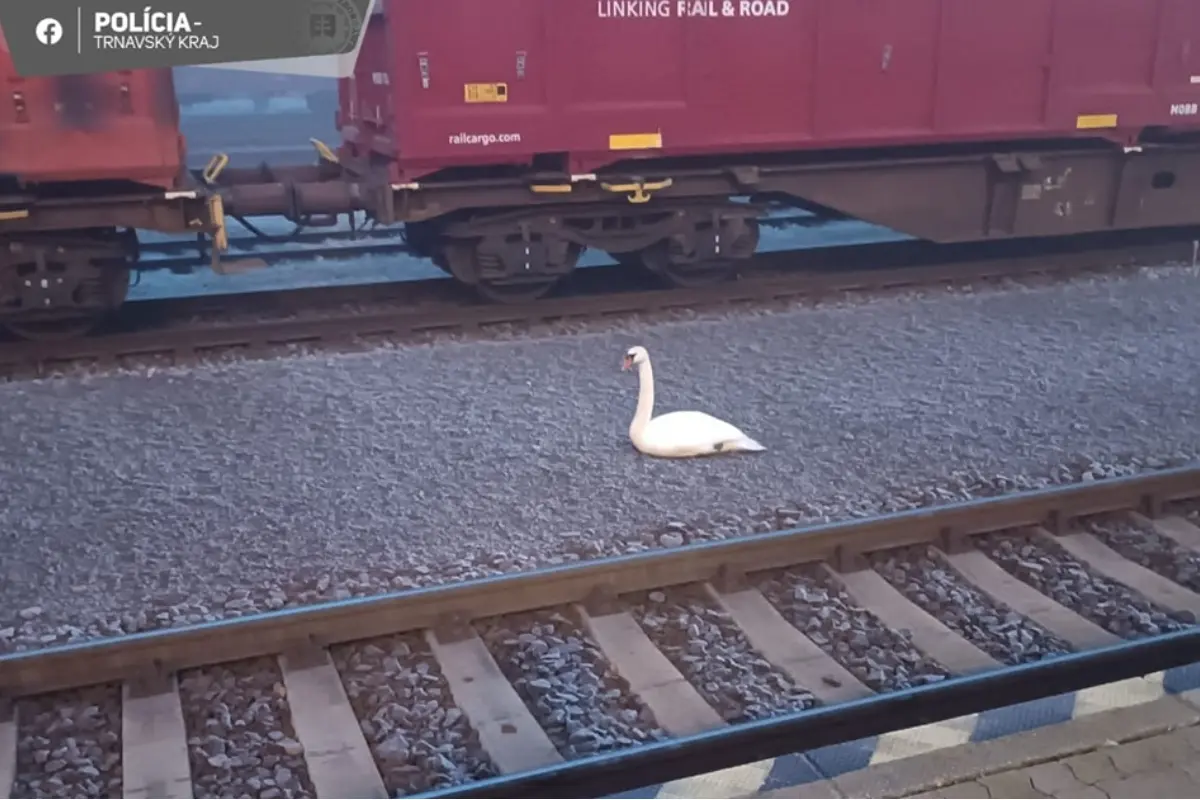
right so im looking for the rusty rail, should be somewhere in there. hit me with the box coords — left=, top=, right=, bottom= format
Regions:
left=3, top=463, right=1198, bottom=699
left=2, top=233, right=1194, bottom=378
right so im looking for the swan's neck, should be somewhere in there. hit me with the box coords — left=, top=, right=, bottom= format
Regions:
left=631, top=359, right=654, bottom=436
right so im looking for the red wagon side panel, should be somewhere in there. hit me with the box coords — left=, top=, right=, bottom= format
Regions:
left=1157, top=0, right=1200, bottom=106
left=934, top=0, right=1053, bottom=134
left=1047, top=0, right=1160, bottom=129
left=814, top=0, right=939, bottom=138
left=363, top=0, right=1200, bottom=181
left=0, top=27, right=184, bottom=189
left=340, top=11, right=394, bottom=159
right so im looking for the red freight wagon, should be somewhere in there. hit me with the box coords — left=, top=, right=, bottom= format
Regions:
left=0, top=26, right=184, bottom=188
left=338, top=0, right=1200, bottom=301
left=0, top=26, right=213, bottom=342
left=345, top=0, right=1200, bottom=179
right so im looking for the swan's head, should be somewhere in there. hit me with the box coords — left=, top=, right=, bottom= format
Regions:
left=622, top=345, right=649, bottom=371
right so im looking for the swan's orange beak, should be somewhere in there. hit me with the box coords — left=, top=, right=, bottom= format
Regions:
left=621, top=355, right=634, bottom=371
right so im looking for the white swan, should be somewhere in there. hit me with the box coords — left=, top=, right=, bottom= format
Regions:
left=621, top=345, right=766, bottom=458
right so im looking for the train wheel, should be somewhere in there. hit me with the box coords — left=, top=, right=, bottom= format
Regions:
left=5, top=316, right=103, bottom=341
left=638, top=243, right=739, bottom=288
left=637, top=215, right=760, bottom=289
left=474, top=277, right=560, bottom=304
left=1, top=231, right=134, bottom=341
left=442, top=235, right=581, bottom=305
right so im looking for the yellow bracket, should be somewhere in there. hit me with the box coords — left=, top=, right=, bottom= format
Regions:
left=207, top=193, right=228, bottom=253
left=311, top=138, right=340, bottom=164
left=202, top=152, right=229, bottom=185
left=0, top=209, right=29, bottom=221
left=600, top=178, right=673, bottom=204
left=530, top=183, right=572, bottom=194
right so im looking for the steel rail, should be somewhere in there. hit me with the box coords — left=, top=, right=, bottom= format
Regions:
left=2, top=233, right=1193, bottom=376
left=2, top=464, right=1198, bottom=699
left=412, top=627, right=1200, bottom=798
left=122, top=226, right=1200, bottom=327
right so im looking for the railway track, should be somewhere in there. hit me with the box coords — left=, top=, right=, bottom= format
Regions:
left=4, top=468, right=1200, bottom=798
left=2, top=229, right=1196, bottom=380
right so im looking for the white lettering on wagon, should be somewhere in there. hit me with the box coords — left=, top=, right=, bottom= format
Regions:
left=1170, top=103, right=1199, bottom=116
left=597, top=0, right=789, bottom=18
left=448, top=132, right=523, bottom=146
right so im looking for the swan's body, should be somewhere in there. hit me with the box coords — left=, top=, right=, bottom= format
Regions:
left=621, top=345, right=766, bottom=458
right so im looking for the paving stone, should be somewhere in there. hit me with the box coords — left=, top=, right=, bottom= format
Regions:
left=1106, top=730, right=1196, bottom=776
left=752, top=700, right=1200, bottom=799
left=1025, top=762, right=1096, bottom=796
left=977, top=770, right=1045, bottom=798
left=1061, top=750, right=1122, bottom=786
left=1095, top=768, right=1200, bottom=798
left=1178, top=722, right=1200, bottom=752
left=830, top=696, right=1199, bottom=798
left=757, top=778, right=844, bottom=798
left=907, top=781, right=991, bottom=798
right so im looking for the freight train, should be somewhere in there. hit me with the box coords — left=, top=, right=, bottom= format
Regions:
left=2, top=0, right=1200, bottom=339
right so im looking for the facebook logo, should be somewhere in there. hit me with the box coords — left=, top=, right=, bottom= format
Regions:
left=36, top=18, right=64, bottom=46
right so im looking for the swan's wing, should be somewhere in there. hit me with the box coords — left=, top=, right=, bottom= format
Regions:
left=645, top=410, right=761, bottom=451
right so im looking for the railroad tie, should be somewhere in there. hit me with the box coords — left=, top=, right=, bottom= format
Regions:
left=824, top=565, right=999, bottom=676
left=278, top=649, right=388, bottom=799
left=1037, top=527, right=1200, bottom=617
left=425, top=630, right=562, bottom=774
left=1128, top=512, right=1200, bottom=553
left=0, top=702, right=15, bottom=800
left=707, top=584, right=872, bottom=705
left=940, top=546, right=1120, bottom=650
left=577, top=605, right=724, bottom=736
left=121, top=677, right=193, bottom=798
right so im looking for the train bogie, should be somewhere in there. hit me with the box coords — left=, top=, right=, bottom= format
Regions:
left=0, top=26, right=213, bottom=338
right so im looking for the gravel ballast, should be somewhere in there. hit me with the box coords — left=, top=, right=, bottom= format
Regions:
left=3, top=263, right=1200, bottom=644
left=1084, top=514, right=1200, bottom=593
left=329, top=634, right=496, bottom=794
left=756, top=566, right=951, bottom=690
left=625, top=584, right=816, bottom=722
left=975, top=531, right=1195, bottom=638
left=476, top=609, right=667, bottom=758
left=12, top=686, right=122, bottom=798
left=1178, top=501, right=1200, bottom=529
left=177, top=658, right=315, bottom=799
left=869, top=545, right=1074, bottom=664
